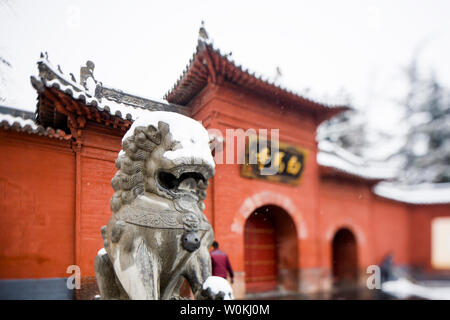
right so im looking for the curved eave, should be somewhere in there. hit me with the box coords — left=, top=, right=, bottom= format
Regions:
left=374, top=182, right=450, bottom=205
left=317, top=148, right=397, bottom=183
left=31, top=76, right=187, bottom=133
left=0, top=113, right=71, bottom=140
left=319, top=165, right=386, bottom=184
left=32, top=57, right=188, bottom=133
left=31, top=75, right=131, bottom=130
left=166, top=41, right=350, bottom=119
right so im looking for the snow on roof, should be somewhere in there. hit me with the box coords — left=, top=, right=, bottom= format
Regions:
left=39, top=57, right=86, bottom=91
left=374, top=182, right=450, bottom=204
left=318, top=141, right=449, bottom=204
left=34, top=75, right=159, bottom=121
left=0, top=113, right=71, bottom=140
left=0, top=113, right=37, bottom=130
left=32, top=57, right=186, bottom=123
left=317, top=140, right=398, bottom=180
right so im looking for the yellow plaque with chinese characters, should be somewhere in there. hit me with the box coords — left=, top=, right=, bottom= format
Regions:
left=241, top=135, right=308, bottom=185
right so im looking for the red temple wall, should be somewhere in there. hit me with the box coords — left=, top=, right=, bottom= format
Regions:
left=76, top=123, right=123, bottom=277
left=317, top=177, right=373, bottom=284
left=0, top=124, right=124, bottom=280
left=370, top=196, right=411, bottom=266
left=0, top=130, right=75, bottom=279
left=409, top=204, right=450, bottom=272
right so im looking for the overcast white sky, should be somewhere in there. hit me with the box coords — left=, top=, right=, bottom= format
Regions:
left=1, top=0, right=449, bottom=140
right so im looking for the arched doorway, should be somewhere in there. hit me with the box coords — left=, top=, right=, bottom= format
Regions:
left=244, top=205, right=298, bottom=293
left=332, top=228, right=358, bottom=287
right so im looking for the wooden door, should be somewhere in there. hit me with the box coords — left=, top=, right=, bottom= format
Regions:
left=332, top=229, right=358, bottom=286
left=244, top=212, right=277, bottom=292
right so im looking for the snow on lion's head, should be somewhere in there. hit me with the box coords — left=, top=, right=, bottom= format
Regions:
left=110, top=111, right=215, bottom=213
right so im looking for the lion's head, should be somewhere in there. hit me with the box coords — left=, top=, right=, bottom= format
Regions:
left=110, top=111, right=215, bottom=214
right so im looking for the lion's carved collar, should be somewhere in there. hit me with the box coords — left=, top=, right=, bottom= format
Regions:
left=117, top=198, right=210, bottom=232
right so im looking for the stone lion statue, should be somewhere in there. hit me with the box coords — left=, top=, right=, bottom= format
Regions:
left=94, top=111, right=230, bottom=300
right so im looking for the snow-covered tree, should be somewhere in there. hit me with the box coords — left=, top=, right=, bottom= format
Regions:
left=0, top=0, right=14, bottom=104
left=396, top=59, right=450, bottom=183
left=317, top=109, right=369, bottom=157
left=0, top=55, right=12, bottom=103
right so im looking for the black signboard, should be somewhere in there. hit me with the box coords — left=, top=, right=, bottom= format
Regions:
left=241, top=135, right=308, bottom=185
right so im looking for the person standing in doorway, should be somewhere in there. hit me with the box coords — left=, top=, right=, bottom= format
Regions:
left=210, top=241, right=234, bottom=283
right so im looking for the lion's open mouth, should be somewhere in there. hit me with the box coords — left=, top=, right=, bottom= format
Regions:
left=156, top=166, right=209, bottom=199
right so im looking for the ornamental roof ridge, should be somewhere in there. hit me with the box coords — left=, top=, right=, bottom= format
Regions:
left=165, top=23, right=351, bottom=115
left=31, top=54, right=188, bottom=126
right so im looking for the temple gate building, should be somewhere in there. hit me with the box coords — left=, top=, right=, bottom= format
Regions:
left=0, top=34, right=449, bottom=299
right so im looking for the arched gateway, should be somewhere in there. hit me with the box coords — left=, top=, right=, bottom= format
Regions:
left=244, top=205, right=298, bottom=293
left=332, top=228, right=358, bottom=287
